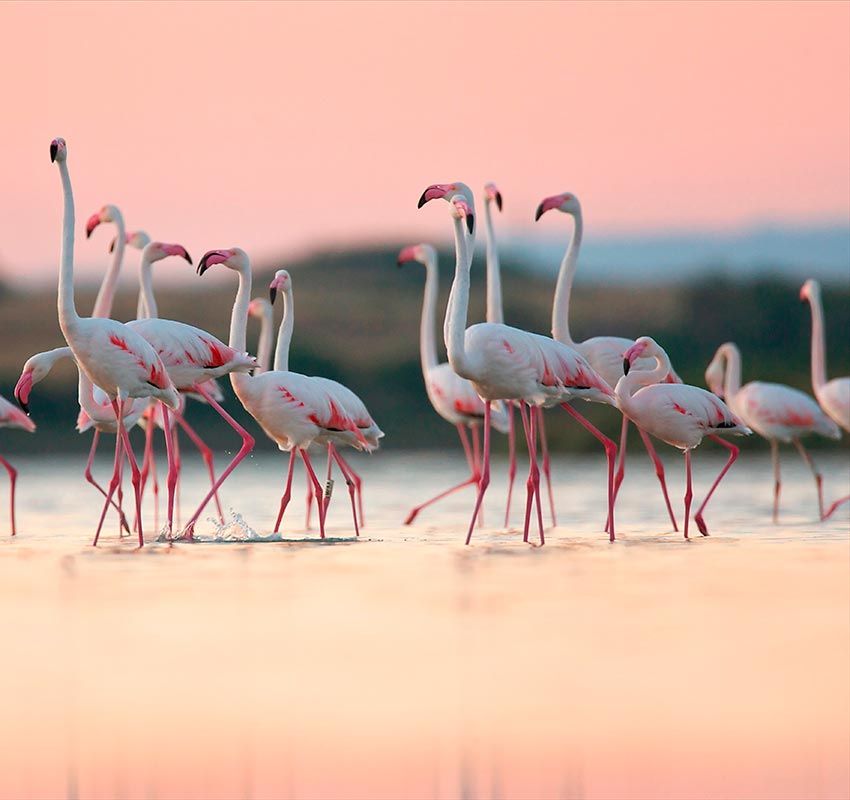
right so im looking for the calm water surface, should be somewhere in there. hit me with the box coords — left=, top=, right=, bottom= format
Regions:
left=1, top=450, right=848, bottom=800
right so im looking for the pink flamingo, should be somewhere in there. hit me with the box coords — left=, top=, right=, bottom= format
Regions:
left=49, top=137, right=180, bottom=547
left=419, top=183, right=617, bottom=545
left=616, top=336, right=751, bottom=539
left=196, top=252, right=381, bottom=537
left=397, top=243, right=510, bottom=525
left=535, top=192, right=680, bottom=532
left=0, top=394, right=36, bottom=535
left=800, top=279, right=850, bottom=519
left=705, top=342, right=840, bottom=521
left=267, top=271, right=382, bottom=530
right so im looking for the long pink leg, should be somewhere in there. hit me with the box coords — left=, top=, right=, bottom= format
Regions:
left=0, top=454, right=18, bottom=536
left=504, top=403, right=517, bottom=528
left=471, top=425, right=484, bottom=527
left=116, top=447, right=125, bottom=537
left=605, top=416, right=629, bottom=534
left=329, top=444, right=360, bottom=536
left=519, top=404, right=544, bottom=545
left=465, top=403, right=492, bottom=545
left=160, top=404, right=179, bottom=538
left=403, top=425, right=479, bottom=525
left=300, top=448, right=326, bottom=538
left=536, top=407, right=556, bottom=527
left=305, top=479, right=314, bottom=530
left=323, top=446, right=334, bottom=513
left=175, top=414, right=225, bottom=523
left=560, top=403, right=617, bottom=541
left=137, top=419, right=154, bottom=533
left=93, top=425, right=124, bottom=547
left=683, top=450, right=693, bottom=540
left=173, top=430, right=182, bottom=528
left=112, top=399, right=145, bottom=547
left=273, top=449, right=297, bottom=533
left=181, top=383, right=255, bottom=539
left=792, top=437, right=825, bottom=520
left=638, top=427, right=678, bottom=531
left=770, top=439, right=782, bottom=522
left=823, top=494, right=850, bottom=520
left=83, top=431, right=130, bottom=534
left=693, top=435, right=739, bottom=536
left=335, top=452, right=364, bottom=527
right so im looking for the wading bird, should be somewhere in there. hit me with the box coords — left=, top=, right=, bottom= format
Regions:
left=0, top=394, right=36, bottom=535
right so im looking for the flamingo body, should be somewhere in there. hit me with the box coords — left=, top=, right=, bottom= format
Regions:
left=816, top=378, right=850, bottom=433
left=425, top=363, right=509, bottom=432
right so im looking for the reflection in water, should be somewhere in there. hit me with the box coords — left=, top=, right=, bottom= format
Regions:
left=0, top=451, right=848, bottom=799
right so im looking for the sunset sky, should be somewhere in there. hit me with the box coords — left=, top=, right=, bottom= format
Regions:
left=1, top=0, right=848, bottom=280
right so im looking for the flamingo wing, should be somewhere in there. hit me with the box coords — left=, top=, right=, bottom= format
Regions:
left=737, top=382, right=841, bottom=441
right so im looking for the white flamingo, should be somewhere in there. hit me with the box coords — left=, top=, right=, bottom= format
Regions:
left=536, top=191, right=680, bottom=532
left=800, top=279, right=850, bottom=519
left=196, top=251, right=381, bottom=537
left=49, top=137, right=180, bottom=547
left=0, top=395, right=36, bottom=535
left=419, top=182, right=617, bottom=545
left=616, top=336, right=751, bottom=539
left=705, top=342, right=840, bottom=521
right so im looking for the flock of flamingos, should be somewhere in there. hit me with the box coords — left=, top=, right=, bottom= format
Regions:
left=0, top=138, right=847, bottom=548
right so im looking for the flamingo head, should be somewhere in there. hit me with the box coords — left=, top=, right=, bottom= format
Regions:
left=397, top=243, right=436, bottom=268
left=417, top=182, right=475, bottom=234
left=14, top=352, right=58, bottom=415
left=483, top=182, right=503, bottom=212
left=622, top=336, right=657, bottom=375
left=534, top=191, right=580, bottom=221
left=197, top=247, right=250, bottom=276
left=268, top=270, right=292, bottom=305
left=143, top=242, right=192, bottom=265
left=704, top=348, right=727, bottom=398
left=49, top=138, right=67, bottom=163
left=800, top=278, right=820, bottom=302
left=248, top=297, right=271, bottom=319
left=86, top=204, right=122, bottom=238
left=110, top=230, right=152, bottom=253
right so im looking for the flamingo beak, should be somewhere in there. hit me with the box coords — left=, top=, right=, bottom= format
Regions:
left=269, top=286, right=277, bottom=305
left=49, top=142, right=58, bottom=163
left=163, top=244, right=192, bottom=264
left=197, top=249, right=230, bottom=276
left=14, top=371, right=33, bottom=415
left=85, top=214, right=102, bottom=239
left=622, top=358, right=631, bottom=376
left=397, top=245, right=418, bottom=267
left=108, top=237, right=116, bottom=254
left=417, top=184, right=452, bottom=208
left=494, top=190, right=503, bottom=212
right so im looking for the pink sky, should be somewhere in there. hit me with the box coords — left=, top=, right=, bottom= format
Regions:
left=1, top=0, right=848, bottom=279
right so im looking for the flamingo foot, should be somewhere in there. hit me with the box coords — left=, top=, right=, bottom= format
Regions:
left=694, top=513, right=709, bottom=536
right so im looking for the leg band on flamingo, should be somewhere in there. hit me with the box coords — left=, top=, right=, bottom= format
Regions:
left=561, top=403, right=617, bottom=541
left=693, top=435, right=739, bottom=536
left=179, top=382, right=255, bottom=539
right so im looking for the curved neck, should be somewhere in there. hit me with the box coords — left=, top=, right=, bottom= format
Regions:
left=806, top=292, right=828, bottom=391
left=551, top=208, right=582, bottom=346
left=229, top=261, right=252, bottom=391
left=720, top=343, right=742, bottom=398
left=615, top=349, right=670, bottom=406
left=273, top=288, right=294, bottom=372
left=255, top=305, right=274, bottom=373
left=444, top=214, right=473, bottom=377
left=138, top=253, right=158, bottom=319
left=484, top=200, right=503, bottom=325
left=57, top=160, right=80, bottom=330
left=419, top=254, right=440, bottom=374
left=91, top=213, right=126, bottom=318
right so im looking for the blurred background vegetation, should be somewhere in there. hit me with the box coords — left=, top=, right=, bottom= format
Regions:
left=1, top=245, right=848, bottom=455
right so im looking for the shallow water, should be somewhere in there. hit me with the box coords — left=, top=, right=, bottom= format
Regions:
left=1, top=450, right=848, bottom=800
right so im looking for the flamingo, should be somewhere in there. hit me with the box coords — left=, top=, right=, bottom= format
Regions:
left=419, top=183, right=617, bottom=545
left=535, top=192, right=680, bottom=532
left=267, top=271, right=381, bottom=529
left=616, top=336, right=751, bottom=539
left=397, top=243, right=510, bottom=525
left=0, top=394, right=36, bottom=535
left=196, top=251, right=382, bottom=538
left=800, top=279, right=850, bottom=519
left=705, top=342, right=840, bottom=521
left=49, top=137, right=180, bottom=547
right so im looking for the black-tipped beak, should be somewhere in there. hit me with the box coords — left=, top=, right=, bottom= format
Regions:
left=417, top=189, right=429, bottom=209
left=466, top=213, right=474, bottom=235
left=534, top=203, right=545, bottom=222
left=495, top=191, right=503, bottom=212
left=197, top=254, right=210, bottom=276
left=269, top=286, right=277, bottom=305
left=396, top=258, right=404, bottom=268
left=182, top=251, right=193, bottom=266
left=108, top=238, right=116, bottom=253
left=50, top=142, right=58, bottom=163
left=623, top=358, right=631, bottom=375
left=17, top=397, right=29, bottom=415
